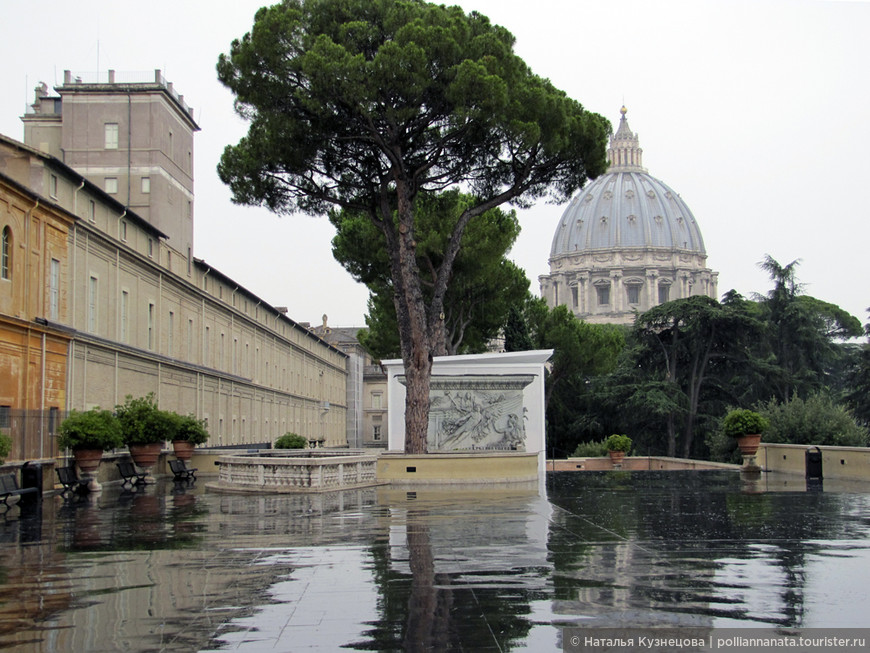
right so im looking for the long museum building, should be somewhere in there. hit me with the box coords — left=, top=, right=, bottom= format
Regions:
left=0, top=70, right=347, bottom=462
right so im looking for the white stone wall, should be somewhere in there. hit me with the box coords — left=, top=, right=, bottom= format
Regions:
left=382, top=350, right=552, bottom=474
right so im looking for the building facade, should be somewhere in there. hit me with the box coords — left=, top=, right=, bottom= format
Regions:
left=540, top=107, right=718, bottom=324
left=0, top=70, right=347, bottom=463
left=22, top=70, right=198, bottom=258
left=0, top=172, right=72, bottom=460
left=311, top=316, right=388, bottom=449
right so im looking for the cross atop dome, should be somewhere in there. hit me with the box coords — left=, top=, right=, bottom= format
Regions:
left=608, top=106, right=646, bottom=173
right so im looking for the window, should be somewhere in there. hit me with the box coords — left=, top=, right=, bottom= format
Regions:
left=120, top=291, right=129, bottom=343
left=49, top=258, right=60, bottom=320
left=88, top=200, right=96, bottom=222
left=187, top=319, right=194, bottom=360
left=372, top=393, right=382, bottom=410
left=205, top=326, right=210, bottom=364
left=105, top=123, right=119, bottom=149
left=49, top=407, right=59, bottom=434
left=141, top=177, right=150, bottom=194
left=120, top=220, right=127, bottom=241
left=0, top=405, right=10, bottom=429
left=596, top=284, right=610, bottom=306
left=372, top=425, right=382, bottom=441
left=627, top=285, right=641, bottom=305
left=88, top=276, right=98, bottom=332
left=148, top=238, right=154, bottom=258
left=50, top=174, right=58, bottom=198
left=1, top=226, right=11, bottom=280
left=105, top=177, right=118, bottom=194
left=659, top=284, right=671, bottom=304
left=168, top=312, right=174, bottom=356
left=148, top=303, right=155, bottom=349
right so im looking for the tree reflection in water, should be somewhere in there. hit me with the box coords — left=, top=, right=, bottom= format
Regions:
left=404, top=511, right=459, bottom=651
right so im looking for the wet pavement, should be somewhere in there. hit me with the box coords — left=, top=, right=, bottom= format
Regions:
left=1, top=470, right=869, bottom=651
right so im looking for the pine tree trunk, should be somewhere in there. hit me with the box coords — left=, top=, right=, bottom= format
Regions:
left=392, top=181, right=432, bottom=454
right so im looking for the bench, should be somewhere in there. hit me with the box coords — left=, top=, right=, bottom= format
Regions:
left=116, top=461, right=148, bottom=488
left=0, top=472, right=39, bottom=511
left=56, top=466, right=90, bottom=495
left=169, top=459, right=197, bottom=482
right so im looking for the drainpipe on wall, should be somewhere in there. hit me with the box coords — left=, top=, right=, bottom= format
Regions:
left=127, top=94, right=132, bottom=208
left=40, top=332, right=46, bottom=458
left=73, top=179, right=84, bottom=215
left=23, top=199, right=39, bottom=320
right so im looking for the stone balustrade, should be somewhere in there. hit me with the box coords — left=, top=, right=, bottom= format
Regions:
left=210, top=450, right=382, bottom=494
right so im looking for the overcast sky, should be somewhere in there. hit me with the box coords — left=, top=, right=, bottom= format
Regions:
left=2, top=0, right=868, bottom=328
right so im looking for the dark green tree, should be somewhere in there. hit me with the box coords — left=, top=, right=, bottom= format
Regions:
left=844, top=310, right=870, bottom=426
left=630, top=296, right=758, bottom=457
left=217, top=0, right=609, bottom=453
left=755, top=255, right=862, bottom=403
left=507, top=298, right=624, bottom=455
left=331, top=190, right=530, bottom=358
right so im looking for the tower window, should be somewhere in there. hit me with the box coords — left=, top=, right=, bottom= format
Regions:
left=105, top=177, right=118, bottom=194
left=141, top=177, right=151, bottom=194
left=1, top=227, right=11, bottom=280
left=596, top=285, right=610, bottom=306
left=627, top=285, right=641, bottom=305
left=105, top=123, right=119, bottom=149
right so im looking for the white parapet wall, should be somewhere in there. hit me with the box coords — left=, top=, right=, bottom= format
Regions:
left=382, top=350, right=552, bottom=476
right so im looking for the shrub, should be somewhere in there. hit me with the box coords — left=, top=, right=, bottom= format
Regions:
left=0, top=433, right=11, bottom=463
left=57, top=408, right=123, bottom=451
left=275, top=433, right=307, bottom=449
left=721, top=409, right=769, bottom=438
left=573, top=439, right=608, bottom=457
left=116, top=393, right=178, bottom=446
left=758, top=394, right=868, bottom=447
left=174, top=415, right=210, bottom=445
left=604, top=433, right=632, bottom=452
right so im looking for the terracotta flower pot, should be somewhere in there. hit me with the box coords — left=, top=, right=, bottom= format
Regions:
left=128, top=442, right=163, bottom=483
left=172, top=440, right=195, bottom=461
left=129, top=442, right=162, bottom=467
left=73, top=449, right=103, bottom=474
left=74, top=448, right=104, bottom=492
left=608, top=450, right=626, bottom=465
left=736, top=434, right=761, bottom=456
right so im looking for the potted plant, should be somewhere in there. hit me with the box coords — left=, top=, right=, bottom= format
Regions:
left=721, top=409, right=769, bottom=456
left=275, top=432, right=307, bottom=450
left=116, top=394, right=177, bottom=481
left=604, top=434, right=632, bottom=465
left=0, top=432, right=12, bottom=464
left=172, top=415, right=209, bottom=461
left=57, top=408, right=123, bottom=491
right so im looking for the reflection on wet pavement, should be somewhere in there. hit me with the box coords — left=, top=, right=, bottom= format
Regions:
left=0, top=470, right=868, bottom=651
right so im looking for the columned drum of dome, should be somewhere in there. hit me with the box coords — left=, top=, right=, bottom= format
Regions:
left=540, top=107, right=718, bottom=324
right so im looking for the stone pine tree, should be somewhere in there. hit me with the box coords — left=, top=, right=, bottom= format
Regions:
left=217, top=0, right=609, bottom=453
left=331, top=189, right=530, bottom=358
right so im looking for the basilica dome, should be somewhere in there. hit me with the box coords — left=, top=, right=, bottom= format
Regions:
left=540, top=107, right=717, bottom=324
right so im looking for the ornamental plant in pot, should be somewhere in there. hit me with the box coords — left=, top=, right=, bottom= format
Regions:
left=116, top=393, right=177, bottom=482
left=0, top=433, right=11, bottom=464
left=57, top=407, right=123, bottom=491
left=275, top=432, right=307, bottom=450
left=721, top=409, right=769, bottom=457
left=604, top=433, right=632, bottom=465
left=172, top=414, right=210, bottom=461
